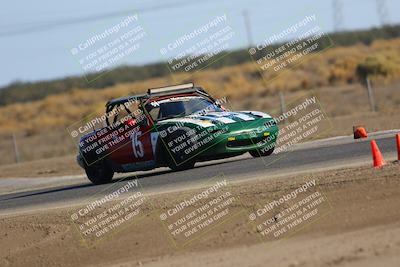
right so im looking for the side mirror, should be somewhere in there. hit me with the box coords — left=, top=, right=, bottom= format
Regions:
left=218, top=104, right=227, bottom=111
left=125, top=118, right=137, bottom=127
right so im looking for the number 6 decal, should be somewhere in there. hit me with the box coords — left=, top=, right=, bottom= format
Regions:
left=132, top=130, right=144, bottom=158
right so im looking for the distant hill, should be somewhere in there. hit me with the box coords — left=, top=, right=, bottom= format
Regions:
left=0, top=36, right=399, bottom=136
left=1, top=24, right=400, bottom=106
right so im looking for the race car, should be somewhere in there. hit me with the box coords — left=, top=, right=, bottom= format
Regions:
left=76, top=83, right=278, bottom=184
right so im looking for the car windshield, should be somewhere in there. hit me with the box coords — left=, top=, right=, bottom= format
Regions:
left=145, top=96, right=223, bottom=121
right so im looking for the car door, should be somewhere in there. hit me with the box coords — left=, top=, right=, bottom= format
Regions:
left=130, top=118, right=155, bottom=163
left=109, top=111, right=156, bottom=170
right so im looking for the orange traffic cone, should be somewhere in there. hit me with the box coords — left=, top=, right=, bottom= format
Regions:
left=396, top=134, right=400, bottom=161
left=353, top=126, right=368, bottom=139
left=370, top=140, right=385, bottom=168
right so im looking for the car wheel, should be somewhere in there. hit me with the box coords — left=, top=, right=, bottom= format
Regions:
left=164, top=127, right=196, bottom=171
left=84, top=161, right=114, bottom=185
left=249, top=146, right=275, bottom=157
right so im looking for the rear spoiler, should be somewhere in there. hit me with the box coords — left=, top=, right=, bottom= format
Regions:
left=148, top=83, right=194, bottom=94
left=147, top=82, right=211, bottom=99
left=106, top=82, right=214, bottom=110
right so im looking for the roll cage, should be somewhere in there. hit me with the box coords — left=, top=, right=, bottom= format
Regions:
left=104, top=83, right=216, bottom=127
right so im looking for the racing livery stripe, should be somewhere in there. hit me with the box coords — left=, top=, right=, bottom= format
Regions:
left=205, top=112, right=255, bottom=122
left=160, top=118, right=215, bottom=127
left=240, top=111, right=272, bottom=118
left=193, top=115, right=236, bottom=124
left=160, top=111, right=268, bottom=127
left=230, top=112, right=255, bottom=121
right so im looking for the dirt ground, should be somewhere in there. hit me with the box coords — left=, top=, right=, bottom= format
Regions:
left=0, top=155, right=83, bottom=179
left=0, top=79, right=399, bottom=172
left=0, top=110, right=399, bottom=179
left=0, top=162, right=399, bottom=267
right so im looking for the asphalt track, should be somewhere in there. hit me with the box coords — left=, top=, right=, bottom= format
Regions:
left=0, top=134, right=398, bottom=214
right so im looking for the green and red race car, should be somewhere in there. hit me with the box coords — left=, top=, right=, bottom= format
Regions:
left=77, top=83, right=278, bottom=184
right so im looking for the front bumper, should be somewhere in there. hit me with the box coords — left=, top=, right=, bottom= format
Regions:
left=199, top=123, right=279, bottom=156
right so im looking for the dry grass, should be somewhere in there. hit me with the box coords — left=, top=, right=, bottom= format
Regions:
left=0, top=39, right=400, bottom=166
left=0, top=38, right=399, bottom=135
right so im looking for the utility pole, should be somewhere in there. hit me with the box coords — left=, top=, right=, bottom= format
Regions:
left=375, top=0, right=390, bottom=25
left=12, top=133, right=21, bottom=164
left=333, top=0, right=343, bottom=32
left=242, top=9, right=254, bottom=48
left=279, top=91, right=286, bottom=115
left=366, top=77, right=376, bottom=112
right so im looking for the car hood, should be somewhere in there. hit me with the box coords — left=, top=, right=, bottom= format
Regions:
left=157, top=111, right=273, bottom=128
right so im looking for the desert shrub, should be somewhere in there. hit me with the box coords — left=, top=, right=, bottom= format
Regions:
left=1, top=25, right=400, bottom=106
left=1, top=38, right=400, bottom=135
left=356, top=56, right=397, bottom=79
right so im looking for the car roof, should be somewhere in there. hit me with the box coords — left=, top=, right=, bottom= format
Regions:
left=105, top=83, right=212, bottom=108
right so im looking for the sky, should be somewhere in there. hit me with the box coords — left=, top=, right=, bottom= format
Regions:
left=0, top=0, right=399, bottom=87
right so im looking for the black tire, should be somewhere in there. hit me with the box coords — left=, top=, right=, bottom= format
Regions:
left=164, top=127, right=196, bottom=171
left=84, top=161, right=114, bottom=185
left=249, top=146, right=275, bottom=158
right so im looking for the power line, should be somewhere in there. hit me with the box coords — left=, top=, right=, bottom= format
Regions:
left=0, top=0, right=210, bottom=38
